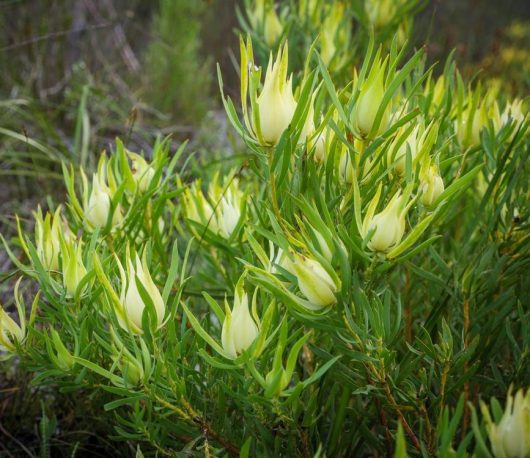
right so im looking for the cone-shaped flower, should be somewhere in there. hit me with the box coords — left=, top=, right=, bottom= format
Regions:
left=429, top=75, right=446, bottom=111
left=33, top=206, right=62, bottom=271
left=182, top=180, right=219, bottom=234
left=481, top=387, right=530, bottom=458
left=128, top=151, right=155, bottom=193
left=209, top=173, right=245, bottom=238
left=455, top=93, right=489, bottom=149
left=420, top=165, right=444, bottom=206
left=352, top=55, right=390, bottom=139
left=61, top=237, right=88, bottom=297
left=83, top=156, right=122, bottom=230
left=312, top=126, right=328, bottom=162
left=221, top=276, right=259, bottom=359
left=339, top=144, right=355, bottom=184
left=247, top=0, right=265, bottom=29
left=501, top=99, right=526, bottom=127
left=0, top=305, right=25, bottom=353
left=365, top=0, right=397, bottom=28
left=290, top=253, right=338, bottom=309
left=264, top=6, right=282, bottom=47
left=319, top=2, right=344, bottom=66
left=86, top=172, right=111, bottom=228
left=256, top=43, right=297, bottom=145
left=392, top=124, right=422, bottom=176
left=117, top=249, right=165, bottom=334
left=363, top=191, right=408, bottom=253
left=0, top=281, right=28, bottom=353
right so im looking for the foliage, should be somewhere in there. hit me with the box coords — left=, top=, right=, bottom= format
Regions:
left=0, top=1, right=529, bottom=457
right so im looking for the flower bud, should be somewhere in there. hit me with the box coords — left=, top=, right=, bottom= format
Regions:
left=83, top=156, right=122, bottom=230
left=33, top=206, right=62, bottom=271
left=256, top=43, right=297, bottom=145
left=339, top=144, right=355, bottom=184
left=264, top=7, right=282, bottom=47
left=363, top=191, right=407, bottom=253
left=432, top=75, right=446, bottom=109
left=391, top=124, right=422, bottom=176
left=247, top=0, right=265, bottom=29
left=481, top=387, right=530, bottom=458
left=86, top=172, right=111, bottom=228
left=365, top=0, right=397, bottom=28
left=182, top=180, right=219, bottom=234
left=221, top=277, right=259, bottom=359
left=117, top=249, right=166, bottom=334
left=420, top=165, right=444, bottom=206
left=290, top=253, right=338, bottom=309
left=319, top=2, right=344, bottom=66
left=501, top=98, right=526, bottom=127
left=0, top=305, right=25, bottom=353
left=209, top=173, right=245, bottom=238
left=455, top=94, right=489, bottom=149
left=61, top=237, right=88, bottom=297
left=352, top=56, right=390, bottom=139
left=0, top=280, right=28, bottom=353
left=128, top=151, right=155, bottom=193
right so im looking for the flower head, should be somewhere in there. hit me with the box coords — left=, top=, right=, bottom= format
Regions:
left=221, top=276, right=259, bottom=359
left=117, top=248, right=165, bottom=334
left=256, top=43, right=297, bottom=144
left=33, top=206, right=62, bottom=271
left=482, top=387, right=530, bottom=458
left=289, top=252, right=339, bottom=309
left=352, top=54, right=390, bottom=139
left=362, top=190, right=408, bottom=253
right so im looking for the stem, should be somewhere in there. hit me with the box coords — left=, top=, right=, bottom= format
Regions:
left=328, top=385, right=351, bottom=453
left=381, top=379, right=421, bottom=451
left=375, top=397, right=393, bottom=457
left=267, top=151, right=281, bottom=222
left=153, top=394, right=240, bottom=456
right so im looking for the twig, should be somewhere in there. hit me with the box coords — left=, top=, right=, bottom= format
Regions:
left=153, top=395, right=240, bottom=456
left=0, top=422, right=35, bottom=457
left=381, top=381, right=421, bottom=451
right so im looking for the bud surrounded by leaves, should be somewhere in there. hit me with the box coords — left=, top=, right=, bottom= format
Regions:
left=221, top=275, right=259, bottom=359
left=264, top=6, right=282, bottom=47
left=419, top=163, right=444, bottom=207
left=365, top=0, right=397, bottom=29
left=481, top=387, right=530, bottom=458
left=181, top=179, right=219, bottom=234
left=257, top=43, right=297, bottom=144
left=208, top=173, right=246, bottom=238
left=82, top=157, right=122, bottom=229
left=362, top=190, right=409, bottom=253
left=33, top=206, right=62, bottom=271
left=455, top=91, right=489, bottom=149
left=116, top=248, right=165, bottom=334
left=128, top=151, right=156, bottom=193
left=0, top=305, right=25, bottom=353
left=60, top=236, right=88, bottom=297
left=0, top=280, right=31, bottom=354
left=289, top=252, right=339, bottom=309
left=352, top=53, right=390, bottom=139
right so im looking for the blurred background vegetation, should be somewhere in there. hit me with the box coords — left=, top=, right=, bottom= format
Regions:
left=0, top=0, right=528, bottom=455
